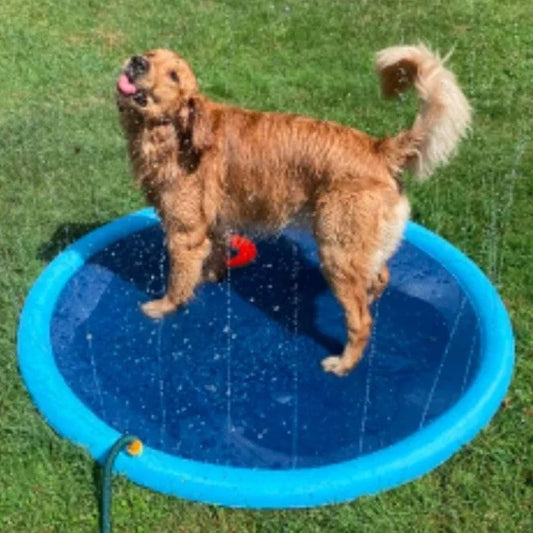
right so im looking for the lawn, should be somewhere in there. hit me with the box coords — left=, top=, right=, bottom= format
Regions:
left=1, top=0, right=532, bottom=532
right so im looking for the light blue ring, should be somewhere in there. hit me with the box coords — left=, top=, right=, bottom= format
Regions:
left=18, top=208, right=514, bottom=508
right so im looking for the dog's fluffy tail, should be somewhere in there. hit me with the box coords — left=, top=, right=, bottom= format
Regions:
left=375, top=44, right=471, bottom=180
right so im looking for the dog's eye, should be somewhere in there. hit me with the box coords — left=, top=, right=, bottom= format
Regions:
left=169, top=70, right=179, bottom=82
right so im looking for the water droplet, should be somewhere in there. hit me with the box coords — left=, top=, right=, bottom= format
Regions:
left=274, top=393, right=292, bottom=405
left=257, top=429, right=268, bottom=440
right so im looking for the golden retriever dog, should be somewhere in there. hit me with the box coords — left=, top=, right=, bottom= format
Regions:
left=116, top=44, right=471, bottom=376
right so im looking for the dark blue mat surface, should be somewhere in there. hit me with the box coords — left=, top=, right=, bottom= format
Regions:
left=51, top=225, right=480, bottom=469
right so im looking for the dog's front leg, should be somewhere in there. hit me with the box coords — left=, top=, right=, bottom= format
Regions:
left=141, top=228, right=211, bottom=319
left=202, top=225, right=228, bottom=283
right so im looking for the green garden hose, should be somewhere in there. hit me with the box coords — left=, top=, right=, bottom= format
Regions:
left=101, top=435, right=143, bottom=533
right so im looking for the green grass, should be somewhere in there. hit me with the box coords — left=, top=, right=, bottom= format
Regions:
left=1, top=0, right=532, bottom=531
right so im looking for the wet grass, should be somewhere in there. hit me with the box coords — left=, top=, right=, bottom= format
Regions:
left=1, top=0, right=532, bottom=531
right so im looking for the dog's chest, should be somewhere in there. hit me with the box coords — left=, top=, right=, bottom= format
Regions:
left=130, top=127, right=178, bottom=189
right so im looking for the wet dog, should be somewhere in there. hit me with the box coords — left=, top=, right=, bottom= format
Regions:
left=117, top=44, right=471, bottom=376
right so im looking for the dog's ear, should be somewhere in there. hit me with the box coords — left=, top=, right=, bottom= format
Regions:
left=177, top=97, right=213, bottom=152
left=175, top=97, right=213, bottom=174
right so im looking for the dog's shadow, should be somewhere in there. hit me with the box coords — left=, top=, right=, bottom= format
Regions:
left=228, top=236, right=344, bottom=355
left=37, top=221, right=108, bottom=262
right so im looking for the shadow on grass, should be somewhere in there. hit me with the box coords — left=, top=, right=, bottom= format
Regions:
left=38, top=221, right=108, bottom=262
left=92, top=461, right=103, bottom=512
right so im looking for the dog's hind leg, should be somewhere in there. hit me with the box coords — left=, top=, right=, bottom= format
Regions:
left=318, top=241, right=374, bottom=377
left=368, top=264, right=390, bottom=304
left=367, top=195, right=409, bottom=304
left=315, top=188, right=406, bottom=376
left=314, top=188, right=377, bottom=376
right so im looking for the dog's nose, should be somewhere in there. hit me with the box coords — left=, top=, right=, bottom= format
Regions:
left=127, top=55, right=149, bottom=79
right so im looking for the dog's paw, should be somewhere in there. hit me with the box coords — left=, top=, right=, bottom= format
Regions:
left=141, top=297, right=178, bottom=319
left=321, top=356, right=350, bottom=377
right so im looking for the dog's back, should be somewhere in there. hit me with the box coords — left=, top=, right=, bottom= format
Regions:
left=210, top=104, right=391, bottom=230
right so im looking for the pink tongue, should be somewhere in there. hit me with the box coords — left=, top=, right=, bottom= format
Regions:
left=117, top=74, right=137, bottom=95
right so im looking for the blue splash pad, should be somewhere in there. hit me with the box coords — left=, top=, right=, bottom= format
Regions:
left=18, top=209, right=514, bottom=508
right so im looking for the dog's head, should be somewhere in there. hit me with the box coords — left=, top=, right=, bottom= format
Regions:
left=116, top=49, right=199, bottom=125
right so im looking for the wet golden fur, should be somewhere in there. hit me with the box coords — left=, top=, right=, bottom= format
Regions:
left=117, top=45, right=471, bottom=376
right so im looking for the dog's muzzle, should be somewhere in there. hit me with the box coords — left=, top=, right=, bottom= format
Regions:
left=126, top=55, right=149, bottom=80
left=117, top=55, right=149, bottom=107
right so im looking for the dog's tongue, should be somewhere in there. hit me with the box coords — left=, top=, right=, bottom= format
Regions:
left=117, top=74, right=137, bottom=95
